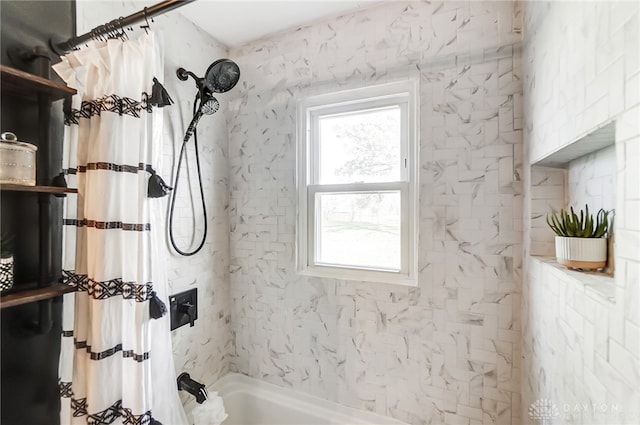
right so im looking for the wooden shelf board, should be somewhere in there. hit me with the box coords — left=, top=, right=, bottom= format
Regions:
left=1, top=64, right=76, bottom=101
left=1, top=184, right=77, bottom=194
left=0, top=283, right=75, bottom=309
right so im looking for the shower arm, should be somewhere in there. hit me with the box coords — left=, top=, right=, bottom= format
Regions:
left=50, top=0, right=197, bottom=55
left=176, top=67, right=199, bottom=82
left=176, top=67, right=207, bottom=95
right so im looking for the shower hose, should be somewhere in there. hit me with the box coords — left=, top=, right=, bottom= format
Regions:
left=168, top=97, right=208, bottom=256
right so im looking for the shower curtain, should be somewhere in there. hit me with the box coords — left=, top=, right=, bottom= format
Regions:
left=53, top=33, right=188, bottom=425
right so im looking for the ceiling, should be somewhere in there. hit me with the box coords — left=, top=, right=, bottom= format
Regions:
left=179, top=0, right=385, bottom=47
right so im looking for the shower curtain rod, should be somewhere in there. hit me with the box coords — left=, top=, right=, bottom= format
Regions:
left=51, top=0, right=197, bottom=54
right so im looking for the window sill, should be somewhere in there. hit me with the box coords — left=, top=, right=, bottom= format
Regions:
left=298, top=265, right=417, bottom=287
left=530, top=256, right=615, bottom=304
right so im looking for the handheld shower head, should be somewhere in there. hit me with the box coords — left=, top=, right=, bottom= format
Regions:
left=199, top=96, right=219, bottom=115
left=183, top=95, right=219, bottom=143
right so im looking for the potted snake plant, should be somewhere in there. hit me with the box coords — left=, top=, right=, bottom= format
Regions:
left=0, top=233, right=14, bottom=292
left=546, top=205, right=610, bottom=270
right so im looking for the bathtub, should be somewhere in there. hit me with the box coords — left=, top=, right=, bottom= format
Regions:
left=185, top=373, right=407, bottom=425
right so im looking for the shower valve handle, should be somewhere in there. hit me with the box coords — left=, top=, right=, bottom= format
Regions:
left=178, top=302, right=196, bottom=327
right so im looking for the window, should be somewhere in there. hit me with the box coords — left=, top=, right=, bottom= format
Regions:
left=296, top=80, right=418, bottom=285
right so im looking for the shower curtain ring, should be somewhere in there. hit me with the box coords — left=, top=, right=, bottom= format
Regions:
left=141, top=7, right=152, bottom=34
left=112, top=22, right=120, bottom=39
left=105, top=22, right=114, bottom=40
left=117, top=18, right=127, bottom=40
left=118, top=16, right=133, bottom=41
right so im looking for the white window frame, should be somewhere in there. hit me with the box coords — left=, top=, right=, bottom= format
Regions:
left=296, top=80, right=419, bottom=286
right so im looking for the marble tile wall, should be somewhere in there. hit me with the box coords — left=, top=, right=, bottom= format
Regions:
left=522, top=1, right=640, bottom=424
left=568, top=147, right=616, bottom=215
left=72, top=2, right=640, bottom=424
left=528, top=165, right=566, bottom=256
left=524, top=1, right=638, bottom=165
left=226, top=2, right=523, bottom=424
left=76, top=0, right=233, bottom=398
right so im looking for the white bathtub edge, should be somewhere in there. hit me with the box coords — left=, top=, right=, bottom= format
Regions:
left=186, top=373, right=407, bottom=425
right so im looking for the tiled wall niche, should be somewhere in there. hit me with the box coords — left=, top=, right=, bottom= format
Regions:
left=529, top=121, right=617, bottom=272
left=528, top=125, right=618, bottom=313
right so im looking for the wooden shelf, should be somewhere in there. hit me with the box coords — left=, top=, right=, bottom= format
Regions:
left=1, top=64, right=76, bottom=101
left=0, top=66, right=78, bottom=311
left=1, top=184, right=77, bottom=194
left=0, top=283, right=75, bottom=309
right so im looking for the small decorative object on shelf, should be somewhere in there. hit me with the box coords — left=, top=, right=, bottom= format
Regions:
left=0, top=233, right=14, bottom=292
left=546, top=204, right=611, bottom=271
left=0, top=131, right=37, bottom=186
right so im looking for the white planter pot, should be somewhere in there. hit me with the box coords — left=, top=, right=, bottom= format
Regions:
left=555, top=236, right=607, bottom=270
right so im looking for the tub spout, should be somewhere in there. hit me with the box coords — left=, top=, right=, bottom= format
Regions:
left=177, top=372, right=208, bottom=404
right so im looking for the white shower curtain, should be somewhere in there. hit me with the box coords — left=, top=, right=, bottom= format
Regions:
left=53, top=33, right=188, bottom=425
